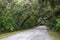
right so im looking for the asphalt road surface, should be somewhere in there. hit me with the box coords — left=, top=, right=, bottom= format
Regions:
left=0, top=26, right=52, bottom=40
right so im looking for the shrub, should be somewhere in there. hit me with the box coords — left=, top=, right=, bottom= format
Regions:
left=55, top=18, right=60, bottom=32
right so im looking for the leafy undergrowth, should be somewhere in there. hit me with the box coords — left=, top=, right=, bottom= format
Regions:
left=48, top=30, right=60, bottom=40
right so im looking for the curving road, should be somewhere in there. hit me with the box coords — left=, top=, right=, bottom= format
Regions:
left=0, top=26, right=52, bottom=40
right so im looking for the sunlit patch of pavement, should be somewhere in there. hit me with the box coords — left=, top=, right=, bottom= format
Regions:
left=0, top=26, right=52, bottom=40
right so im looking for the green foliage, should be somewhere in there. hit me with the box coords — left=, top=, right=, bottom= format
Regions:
left=55, top=19, right=60, bottom=32
left=0, top=0, right=60, bottom=33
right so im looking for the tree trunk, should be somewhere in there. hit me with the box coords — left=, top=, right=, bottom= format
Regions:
left=21, top=15, right=30, bottom=26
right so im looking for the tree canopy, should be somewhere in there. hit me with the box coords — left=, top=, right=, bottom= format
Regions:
left=0, top=0, right=60, bottom=33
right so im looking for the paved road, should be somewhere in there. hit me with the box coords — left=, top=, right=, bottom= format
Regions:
left=0, top=26, right=52, bottom=40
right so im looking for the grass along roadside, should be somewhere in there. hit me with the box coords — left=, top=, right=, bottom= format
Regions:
left=0, top=27, right=36, bottom=39
left=48, top=30, right=60, bottom=40
left=0, top=31, right=23, bottom=39
left=0, top=29, right=30, bottom=39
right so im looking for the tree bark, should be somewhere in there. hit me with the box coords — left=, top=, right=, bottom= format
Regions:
left=21, top=15, right=30, bottom=26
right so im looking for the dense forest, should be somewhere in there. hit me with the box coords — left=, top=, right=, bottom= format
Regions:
left=0, top=0, right=60, bottom=33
